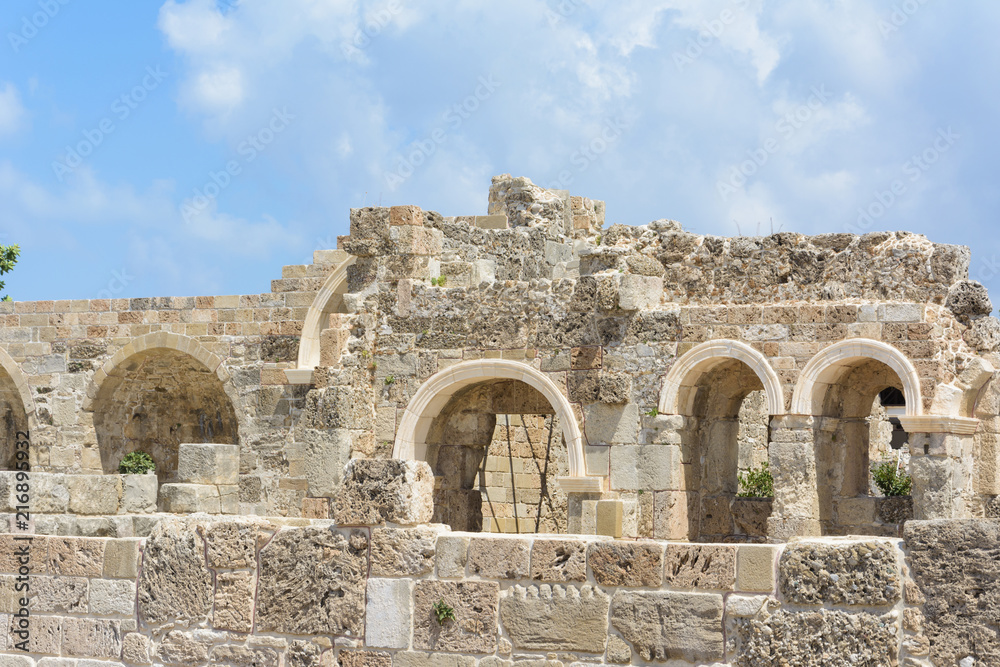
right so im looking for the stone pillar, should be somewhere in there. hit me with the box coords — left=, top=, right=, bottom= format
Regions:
left=766, top=415, right=822, bottom=540
left=899, top=416, right=978, bottom=520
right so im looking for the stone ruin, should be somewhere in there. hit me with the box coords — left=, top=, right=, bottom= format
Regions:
left=1, top=174, right=1000, bottom=664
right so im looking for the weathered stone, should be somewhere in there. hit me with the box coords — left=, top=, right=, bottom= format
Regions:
left=413, top=580, right=499, bottom=654
left=366, top=578, right=412, bottom=649
left=211, top=645, right=279, bottom=667
left=587, top=541, right=664, bottom=587
left=66, top=475, right=122, bottom=515
left=157, top=630, right=210, bottom=664
left=964, top=315, right=1000, bottom=351
left=338, top=650, right=392, bottom=666
left=531, top=539, right=588, bottom=582
left=88, top=578, right=136, bottom=616
left=736, top=609, right=898, bottom=667
left=663, top=544, right=736, bottom=590
left=103, top=538, right=141, bottom=579
left=177, top=443, right=239, bottom=484
left=946, top=279, right=992, bottom=324
left=468, top=536, right=530, bottom=579
left=256, top=526, right=368, bottom=636
left=122, top=632, right=152, bottom=664
left=333, top=459, right=434, bottom=526
left=203, top=520, right=260, bottom=569
left=137, top=519, right=213, bottom=628
left=606, top=634, right=632, bottom=663
left=47, top=537, right=104, bottom=576
left=12, top=614, right=61, bottom=654
left=61, top=618, right=122, bottom=658
left=500, top=584, right=609, bottom=653
left=392, top=653, right=476, bottom=667
left=731, top=498, right=772, bottom=537
left=214, top=571, right=256, bottom=632
left=288, top=641, right=323, bottom=667
left=610, top=590, right=724, bottom=663
left=370, top=526, right=437, bottom=576
left=435, top=535, right=470, bottom=578
left=736, top=545, right=777, bottom=593
left=121, top=473, right=158, bottom=513
left=779, top=541, right=900, bottom=606
left=30, top=576, right=88, bottom=613
left=158, top=483, right=221, bottom=513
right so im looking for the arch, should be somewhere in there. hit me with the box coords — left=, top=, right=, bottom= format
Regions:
left=296, top=256, right=357, bottom=373
left=0, top=347, right=35, bottom=417
left=659, top=340, right=785, bottom=416
left=394, top=359, right=587, bottom=478
left=83, top=331, right=230, bottom=410
left=791, top=339, right=922, bottom=417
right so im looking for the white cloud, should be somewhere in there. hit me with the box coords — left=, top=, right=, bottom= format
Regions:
left=0, top=83, right=27, bottom=138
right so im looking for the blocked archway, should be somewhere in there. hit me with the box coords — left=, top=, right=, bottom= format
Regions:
left=296, top=256, right=356, bottom=373
left=0, top=348, right=32, bottom=469
left=86, top=333, right=240, bottom=482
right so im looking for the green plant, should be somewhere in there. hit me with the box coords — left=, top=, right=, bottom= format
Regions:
left=645, top=407, right=659, bottom=417
left=437, top=276, right=446, bottom=287
left=871, top=455, right=912, bottom=497
left=384, top=375, right=395, bottom=385
left=0, top=244, right=20, bottom=302
left=119, top=451, right=155, bottom=475
left=737, top=462, right=773, bottom=498
left=595, top=235, right=601, bottom=245
left=431, top=599, right=456, bottom=625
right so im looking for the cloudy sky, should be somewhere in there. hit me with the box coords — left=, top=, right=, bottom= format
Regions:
left=1, top=1, right=998, bottom=302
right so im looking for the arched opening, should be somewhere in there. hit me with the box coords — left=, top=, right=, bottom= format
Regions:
left=0, top=367, right=29, bottom=469
left=90, top=348, right=239, bottom=483
left=296, top=256, right=355, bottom=373
left=424, top=379, right=569, bottom=533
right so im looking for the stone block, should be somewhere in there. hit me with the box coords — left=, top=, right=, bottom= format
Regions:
left=67, top=475, right=122, bottom=515
left=654, top=490, right=697, bottom=540
left=393, top=653, right=476, bottom=667
left=121, top=473, right=158, bottom=513
left=158, top=483, right=221, bottom=514
left=370, top=526, right=438, bottom=576
left=435, top=535, right=470, bottom=578
left=473, top=214, right=508, bottom=229
left=333, top=459, right=434, bottom=526
left=531, top=539, right=588, bottom=582
left=878, top=302, right=923, bottom=322
left=412, top=580, right=499, bottom=654
left=89, top=578, right=137, bottom=616
left=302, top=429, right=352, bottom=498
left=736, top=545, right=777, bottom=593
left=30, top=575, right=88, bottom=613
left=596, top=500, right=623, bottom=538
left=584, top=403, right=639, bottom=445
left=137, top=520, right=213, bottom=628
left=663, top=544, right=736, bottom=590
left=366, top=578, right=412, bottom=649
left=500, top=584, right=610, bottom=653
left=122, top=632, right=151, bottom=664
left=610, top=590, right=724, bottom=663
left=779, top=540, right=901, bottom=606
left=214, top=571, right=256, bottom=633
left=618, top=275, right=662, bottom=311
left=256, top=527, right=368, bottom=636
left=319, top=327, right=350, bottom=367
left=835, top=496, right=878, bottom=526
left=61, top=618, right=122, bottom=658
left=203, top=520, right=259, bottom=569
left=467, top=536, right=530, bottom=580
left=47, top=537, right=104, bottom=577
left=211, top=646, right=278, bottom=666
left=157, top=632, right=210, bottom=664
left=177, top=443, right=239, bottom=485
left=13, top=614, right=61, bottom=655
left=609, top=445, right=682, bottom=491
left=394, top=225, right=443, bottom=256
left=588, top=541, right=664, bottom=587
left=390, top=205, right=424, bottom=226
left=30, top=473, right=69, bottom=514
left=339, top=651, right=392, bottom=666
left=737, top=609, right=898, bottom=665
left=598, top=372, right=631, bottom=404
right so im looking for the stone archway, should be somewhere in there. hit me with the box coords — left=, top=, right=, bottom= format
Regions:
left=0, top=347, right=32, bottom=469
left=295, top=256, right=356, bottom=376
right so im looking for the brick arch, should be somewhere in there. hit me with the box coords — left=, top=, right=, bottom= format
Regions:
left=296, top=256, right=357, bottom=374
left=393, top=360, right=592, bottom=483
left=659, top=340, right=785, bottom=416
left=791, top=338, right=923, bottom=416
left=0, top=346, right=35, bottom=417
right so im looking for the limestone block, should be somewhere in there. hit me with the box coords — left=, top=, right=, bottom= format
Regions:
left=736, top=609, right=898, bottom=666
left=596, top=500, right=623, bottom=538
left=390, top=205, right=424, bottom=226
left=393, top=225, right=443, bottom=255
left=121, top=473, right=158, bottom=513
left=654, top=490, right=697, bottom=540
left=663, top=544, right=736, bottom=590
left=610, top=590, right=724, bottom=663
left=30, top=575, right=88, bottom=613
left=736, top=545, right=778, bottom=593
left=588, top=541, right=664, bottom=587
left=319, top=327, right=350, bottom=367
left=338, top=651, right=392, bottom=666
left=436, top=535, right=470, bottom=578
left=67, top=475, right=122, bottom=515
left=333, top=459, right=434, bottom=526
left=288, top=640, right=323, bottom=667
left=725, top=593, right=768, bottom=618
left=302, top=429, right=352, bottom=498
left=0, top=657, right=33, bottom=667
left=468, top=536, right=530, bottom=579
left=47, top=537, right=105, bottom=577
left=584, top=403, right=639, bottom=445
left=61, top=618, right=122, bottom=658
left=256, top=527, right=368, bottom=636
left=370, top=526, right=439, bottom=577
left=878, top=302, right=923, bottom=322
left=598, top=373, right=631, bottom=404
left=412, top=580, right=499, bottom=654
left=779, top=541, right=900, bottom=606
left=177, top=443, right=239, bottom=485
left=607, top=634, right=632, bottom=663
left=500, top=585, right=610, bottom=653
left=609, top=445, right=682, bottom=491
left=470, top=259, right=496, bottom=286
left=211, top=646, right=279, bottom=666
left=89, top=578, right=137, bottom=616
left=157, top=630, right=210, bottom=663
left=835, top=497, right=878, bottom=526
left=618, top=275, right=662, bottom=311
left=15, top=614, right=61, bottom=655
left=214, top=571, right=256, bottom=633
left=158, top=483, right=221, bottom=514
left=531, top=539, right=588, bottom=582
left=731, top=498, right=771, bottom=537
left=203, top=520, right=259, bottom=569
left=946, top=279, right=992, bottom=324
left=366, top=578, right=412, bottom=649
left=393, top=653, right=476, bottom=667
left=137, top=520, right=213, bottom=628
left=122, top=632, right=151, bottom=664
left=30, top=473, right=69, bottom=514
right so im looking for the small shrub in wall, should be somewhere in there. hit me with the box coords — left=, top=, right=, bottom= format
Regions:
left=871, top=456, right=912, bottom=497
left=119, top=451, right=155, bottom=475
left=737, top=462, right=774, bottom=498
left=432, top=599, right=456, bottom=625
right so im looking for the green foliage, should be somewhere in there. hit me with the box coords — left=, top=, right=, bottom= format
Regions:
left=737, top=462, right=774, bottom=498
left=644, top=407, right=659, bottom=417
left=871, top=456, right=912, bottom=497
left=0, top=244, right=20, bottom=302
left=429, top=276, right=447, bottom=287
left=432, top=599, right=456, bottom=625
left=384, top=375, right=395, bottom=385
left=119, top=451, right=155, bottom=475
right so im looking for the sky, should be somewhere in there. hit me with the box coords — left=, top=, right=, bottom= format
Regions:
left=0, top=0, right=998, bottom=302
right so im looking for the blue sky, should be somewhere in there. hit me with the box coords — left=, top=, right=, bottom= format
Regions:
left=1, top=0, right=998, bottom=302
